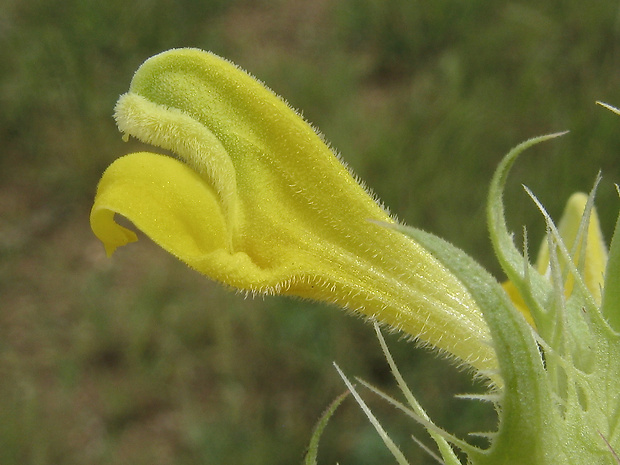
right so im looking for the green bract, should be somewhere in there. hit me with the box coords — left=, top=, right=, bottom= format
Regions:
left=402, top=134, right=619, bottom=464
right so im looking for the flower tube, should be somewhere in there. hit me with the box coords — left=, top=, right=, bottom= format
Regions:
left=91, top=48, right=496, bottom=374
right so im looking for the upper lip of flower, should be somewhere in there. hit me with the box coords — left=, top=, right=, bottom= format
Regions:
left=90, top=48, right=497, bottom=376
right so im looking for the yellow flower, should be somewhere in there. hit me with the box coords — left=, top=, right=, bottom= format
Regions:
left=90, top=48, right=496, bottom=373
left=503, top=192, right=607, bottom=325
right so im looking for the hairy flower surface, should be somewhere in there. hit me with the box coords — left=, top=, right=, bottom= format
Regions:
left=90, top=48, right=496, bottom=373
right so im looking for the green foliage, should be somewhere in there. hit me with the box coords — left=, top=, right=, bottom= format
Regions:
left=602, top=202, right=620, bottom=332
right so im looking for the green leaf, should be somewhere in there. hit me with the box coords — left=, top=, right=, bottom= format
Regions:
left=487, top=133, right=568, bottom=336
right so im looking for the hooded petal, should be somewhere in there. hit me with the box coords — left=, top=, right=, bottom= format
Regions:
left=91, top=48, right=497, bottom=373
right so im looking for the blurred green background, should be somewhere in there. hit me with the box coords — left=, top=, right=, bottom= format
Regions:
left=2, top=0, right=620, bottom=463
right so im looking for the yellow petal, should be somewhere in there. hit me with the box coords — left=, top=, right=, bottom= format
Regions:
left=91, top=48, right=497, bottom=373
left=90, top=151, right=228, bottom=259
left=501, top=280, right=536, bottom=327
